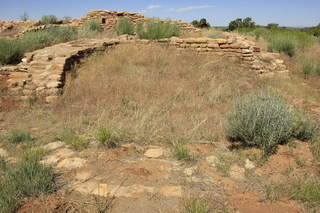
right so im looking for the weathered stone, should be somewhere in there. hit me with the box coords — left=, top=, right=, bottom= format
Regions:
left=211, top=39, right=227, bottom=44
left=252, top=46, right=261, bottom=52
left=239, top=42, right=250, bottom=49
left=46, top=95, right=59, bottom=103
left=46, top=88, right=59, bottom=96
left=207, top=43, right=219, bottom=48
left=56, top=157, right=87, bottom=169
left=184, top=39, right=194, bottom=43
left=194, top=38, right=207, bottom=43
left=0, top=149, right=8, bottom=158
left=159, top=186, right=182, bottom=197
left=229, top=43, right=240, bottom=49
left=49, top=74, right=62, bottom=81
left=245, top=159, right=255, bottom=169
left=144, top=148, right=164, bottom=158
left=242, top=49, right=252, bottom=54
left=219, top=44, right=229, bottom=49
left=43, top=141, right=64, bottom=150
left=191, top=44, right=199, bottom=48
left=9, top=72, right=31, bottom=79
left=184, top=166, right=198, bottom=176
left=47, top=81, right=62, bottom=88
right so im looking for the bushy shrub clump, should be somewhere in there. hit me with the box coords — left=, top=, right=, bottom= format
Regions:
left=113, top=18, right=135, bottom=36
left=226, top=91, right=318, bottom=155
left=78, top=20, right=102, bottom=37
left=267, top=35, right=296, bottom=57
left=137, top=19, right=180, bottom=39
left=41, top=15, right=58, bottom=25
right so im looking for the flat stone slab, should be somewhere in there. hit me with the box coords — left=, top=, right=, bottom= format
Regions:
left=56, top=157, right=87, bottom=169
left=144, top=148, right=164, bottom=158
left=159, top=186, right=183, bottom=197
left=43, top=141, right=64, bottom=150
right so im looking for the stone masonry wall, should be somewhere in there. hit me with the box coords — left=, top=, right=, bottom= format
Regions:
left=2, top=33, right=289, bottom=103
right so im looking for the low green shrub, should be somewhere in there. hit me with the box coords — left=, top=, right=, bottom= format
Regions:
left=268, top=35, right=296, bottom=57
left=137, top=19, right=180, bottom=39
left=0, top=159, right=55, bottom=213
left=226, top=91, right=292, bottom=155
left=78, top=20, right=102, bottom=37
left=41, top=15, right=57, bottom=25
left=226, top=91, right=319, bottom=156
left=7, top=130, right=32, bottom=143
left=291, top=112, right=318, bottom=141
left=113, top=18, right=135, bottom=36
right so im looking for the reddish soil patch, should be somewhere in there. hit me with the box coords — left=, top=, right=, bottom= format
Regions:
left=98, top=146, right=133, bottom=160
left=188, top=143, right=216, bottom=155
left=17, top=194, right=67, bottom=213
left=0, top=97, right=19, bottom=111
left=117, top=160, right=172, bottom=180
left=0, top=75, right=8, bottom=89
left=229, top=191, right=303, bottom=213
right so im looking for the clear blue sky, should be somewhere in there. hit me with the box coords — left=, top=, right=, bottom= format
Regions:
left=1, top=0, right=319, bottom=27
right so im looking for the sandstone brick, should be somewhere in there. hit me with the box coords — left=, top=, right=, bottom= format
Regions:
left=252, top=46, right=260, bottom=52
left=219, top=44, right=229, bottom=49
left=242, top=49, right=252, bottom=54
left=184, top=39, right=194, bottom=43
left=52, top=64, right=64, bottom=70
left=47, top=81, right=62, bottom=88
left=197, top=48, right=206, bottom=52
left=239, top=42, right=250, bottom=49
left=9, top=72, right=31, bottom=79
left=191, top=44, right=199, bottom=48
left=211, top=39, right=227, bottom=44
left=46, top=88, right=59, bottom=96
left=229, top=43, right=240, bottom=49
left=194, top=38, right=207, bottom=43
left=207, top=43, right=219, bottom=48
left=49, top=74, right=62, bottom=81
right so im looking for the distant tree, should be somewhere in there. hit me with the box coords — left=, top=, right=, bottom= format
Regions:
left=266, top=23, right=279, bottom=30
left=226, top=17, right=256, bottom=31
left=191, top=20, right=200, bottom=28
left=20, top=11, right=29, bottom=21
left=308, top=23, right=320, bottom=37
left=191, top=18, right=211, bottom=28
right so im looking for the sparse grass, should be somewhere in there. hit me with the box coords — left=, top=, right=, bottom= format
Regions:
left=21, top=147, right=49, bottom=161
left=183, top=198, right=210, bottom=213
left=172, top=145, right=198, bottom=162
left=95, top=126, right=118, bottom=148
left=264, top=172, right=320, bottom=212
left=0, top=158, right=56, bottom=213
left=214, top=153, right=234, bottom=177
left=56, top=127, right=87, bottom=150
